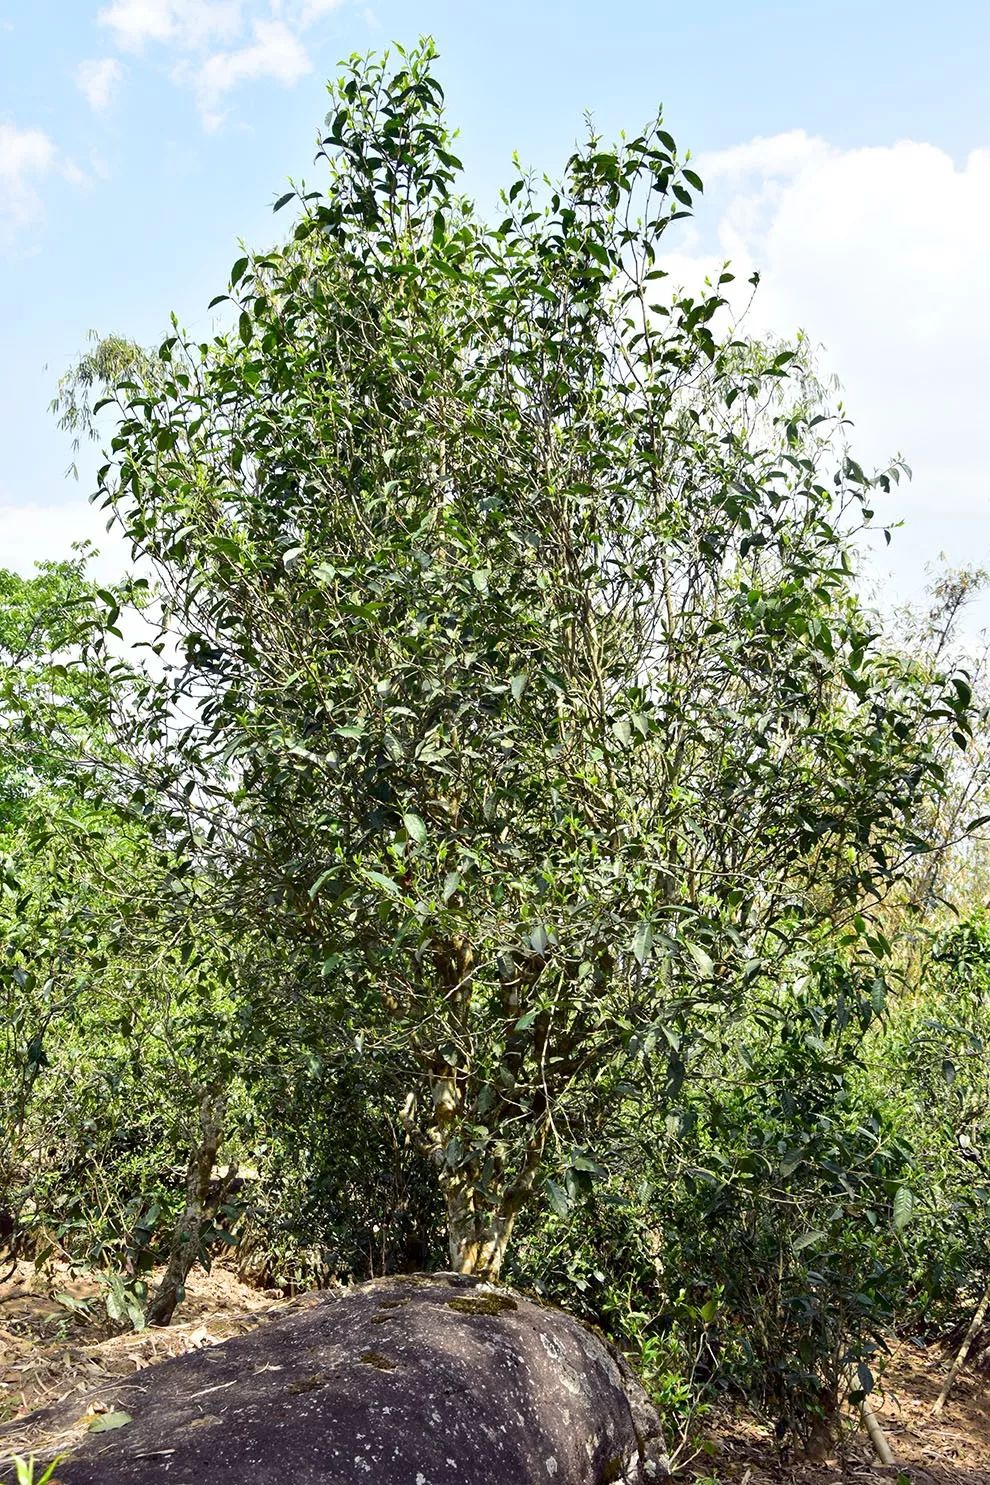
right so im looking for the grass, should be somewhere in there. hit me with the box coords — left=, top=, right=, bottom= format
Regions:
left=0, top=1457, right=66, bottom=1485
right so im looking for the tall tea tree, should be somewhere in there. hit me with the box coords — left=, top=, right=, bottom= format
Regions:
left=80, top=42, right=966, bottom=1276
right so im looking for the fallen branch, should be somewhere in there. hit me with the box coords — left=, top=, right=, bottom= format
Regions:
left=861, top=1394, right=895, bottom=1467
left=933, top=1285, right=990, bottom=1415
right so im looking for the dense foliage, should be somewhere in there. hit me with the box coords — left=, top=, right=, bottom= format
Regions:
left=3, top=41, right=990, bottom=1454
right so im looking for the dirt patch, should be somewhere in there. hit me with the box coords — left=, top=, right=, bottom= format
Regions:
left=688, top=1338, right=990, bottom=1485
left=0, top=1260, right=313, bottom=1459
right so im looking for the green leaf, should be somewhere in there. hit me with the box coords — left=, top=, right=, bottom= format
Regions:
left=892, top=1186, right=913, bottom=1232
left=569, top=1151, right=605, bottom=1174
left=611, top=718, right=632, bottom=746
left=632, top=921, right=653, bottom=966
left=529, top=924, right=550, bottom=955
left=952, top=676, right=972, bottom=708
left=792, top=1229, right=825, bottom=1252
left=308, top=870, right=334, bottom=900
left=364, top=870, right=400, bottom=897
left=546, top=1179, right=571, bottom=1218
left=403, top=811, right=427, bottom=844
left=685, top=941, right=714, bottom=977
left=89, top=1411, right=132, bottom=1433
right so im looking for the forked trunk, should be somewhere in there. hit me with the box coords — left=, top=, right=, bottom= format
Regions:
left=440, top=1122, right=548, bottom=1281
left=445, top=1182, right=515, bottom=1280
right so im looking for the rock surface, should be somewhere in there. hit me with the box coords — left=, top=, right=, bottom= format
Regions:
left=49, top=1272, right=668, bottom=1483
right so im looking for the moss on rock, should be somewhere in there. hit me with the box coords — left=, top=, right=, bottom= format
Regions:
left=446, top=1293, right=519, bottom=1317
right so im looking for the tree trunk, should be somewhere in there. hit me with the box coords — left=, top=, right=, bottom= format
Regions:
left=442, top=1126, right=547, bottom=1281
left=933, top=1285, right=990, bottom=1414
left=145, top=1087, right=226, bottom=1327
left=444, top=1182, right=515, bottom=1280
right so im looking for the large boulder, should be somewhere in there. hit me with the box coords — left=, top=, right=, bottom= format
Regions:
left=48, top=1273, right=669, bottom=1483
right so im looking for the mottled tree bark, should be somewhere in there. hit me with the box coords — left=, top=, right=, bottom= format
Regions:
left=145, top=1087, right=227, bottom=1327
left=443, top=1125, right=548, bottom=1281
left=445, top=1184, right=515, bottom=1279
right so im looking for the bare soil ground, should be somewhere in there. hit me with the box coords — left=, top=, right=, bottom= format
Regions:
left=1, top=1262, right=987, bottom=1481
left=0, top=1261, right=323, bottom=1468
left=686, top=1339, right=990, bottom=1485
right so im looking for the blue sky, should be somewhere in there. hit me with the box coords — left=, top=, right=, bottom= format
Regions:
left=2, top=0, right=989, bottom=623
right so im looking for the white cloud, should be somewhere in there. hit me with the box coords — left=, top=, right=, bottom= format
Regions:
left=60, top=159, right=90, bottom=189
left=668, top=133, right=990, bottom=606
left=0, top=124, right=56, bottom=236
left=96, top=1, right=331, bottom=126
left=194, top=18, right=310, bottom=118
left=76, top=57, right=123, bottom=111
left=97, top=0, right=175, bottom=49
left=295, top=0, right=344, bottom=21
left=97, top=0, right=244, bottom=53
left=268, top=0, right=345, bottom=23
left=699, top=129, right=830, bottom=185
